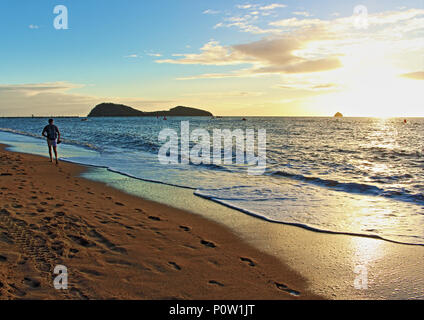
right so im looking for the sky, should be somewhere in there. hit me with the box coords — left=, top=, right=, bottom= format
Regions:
left=0, top=0, right=423, bottom=117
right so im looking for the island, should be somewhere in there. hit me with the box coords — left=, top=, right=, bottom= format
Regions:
left=334, top=112, right=343, bottom=118
left=88, top=103, right=213, bottom=117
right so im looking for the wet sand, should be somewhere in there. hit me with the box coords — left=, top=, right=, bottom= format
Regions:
left=0, top=145, right=319, bottom=300
left=81, top=163, right=424, bottom=299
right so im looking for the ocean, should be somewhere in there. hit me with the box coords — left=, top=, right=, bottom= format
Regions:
left=1, top=116, right=423, bottom=245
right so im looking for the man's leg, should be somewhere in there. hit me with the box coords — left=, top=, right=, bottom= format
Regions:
left=53, top=146, right=58, bottom=164
left=48, top=145, right=53, bottom=162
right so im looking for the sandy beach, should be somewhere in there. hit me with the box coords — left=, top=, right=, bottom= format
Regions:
left=0, top=144, right=320, bottom=300
left=2, top=0, right=423, bottom=305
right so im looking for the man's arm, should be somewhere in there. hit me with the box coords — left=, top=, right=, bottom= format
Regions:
left=56, top=127, right=61, bottom=141
left=42, top=126, right=47, bottom=137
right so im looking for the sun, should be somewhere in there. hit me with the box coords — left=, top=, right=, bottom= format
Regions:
left=311, top=44, right=423, bottom=117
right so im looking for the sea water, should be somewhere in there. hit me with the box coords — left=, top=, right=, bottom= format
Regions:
left=1, top=116, right=423, bottom=245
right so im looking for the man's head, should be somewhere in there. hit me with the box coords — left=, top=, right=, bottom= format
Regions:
left=48, top=119, right=54, bottom=125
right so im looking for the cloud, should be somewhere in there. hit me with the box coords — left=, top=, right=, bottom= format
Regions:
left=213, top=4, right=288, bottom=34
left=269, top=17, right=326, bottom=28
left=156, top=40, right=252, bottom=66
left=124, top=54, right=140, bottom=58
left=182, top=91, right=264, bottom=98
left=222, top=18, right=283, bottom=34
left=276, top=82, right=339, bottom=91
left=367, top=8, right=424, bottom=25
left=310, top=83, right=339, bottom=90
left=176, top=72, right=246, bottom=80
left=236, top=4, right=255, bottom=10
left=0, top=82, right=96, bottom=116
left=157, top=35, right=343, bottom=79
left=216, top=7, right=424, bottom=38
left=146, top=53, right=162, bottom=57
left=233, top=37, right=302, bottom=66
left=292, top=11, right=313, bottom=17
left=253, top=57, right=342, bottom=74
left=202, top=3, right=270, bottom=34
left=259, top=4, right=287, bottom=10
left=400, top=71, right=424, bottom=80
left=203, top=9, right=220, bottom=14
left=0, top=82, right=175, bottom=116
left=28, top=24, right=39, bottom=29
left=155, top=7, right=423, bottom=89
left=125, top=52, right=162, bottom=58
left=0, top=82, right=83, bottom=93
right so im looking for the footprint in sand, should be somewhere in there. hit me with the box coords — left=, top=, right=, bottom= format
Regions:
left=209, top=280, right=224, bottom=287
left=148, top=216, right=161, bottom=221
left=51, top=241, right=65, bottom=256
left=168, top=261, right=182, bottom=271
left=240, top=257, right=256, bottom=267
left=80, top=269, right=103, bottom=277
left=67, top=235, right=96, bottom=248
left=23, top=277, right=41, bottom=289
left=201, top=240, right=216, bottom=248
left=275, top=282, right=300, bottom=297
left=17, top=256, right=28, bottom=265
left=179, top=226, right=191, bottom=232
left=9, top=284, right=26, bottom=297
left=88, top=229, right=127, bottom=254
left=70, top=287, right=89, bottom=300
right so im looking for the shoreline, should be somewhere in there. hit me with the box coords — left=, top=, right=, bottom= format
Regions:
left=2, top=139, right=424, bottom=299
left=79, top=164, right=424, bottom=300
left=0, top=144, right=319, bottom=299
left=2, top=127, right=422, bottom=248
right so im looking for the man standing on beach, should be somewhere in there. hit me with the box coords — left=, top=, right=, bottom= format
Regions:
left=42, top=119, right=61, bottom=164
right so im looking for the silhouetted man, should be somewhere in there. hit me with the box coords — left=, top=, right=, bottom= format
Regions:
left=42, top=119, right=61, bottom=164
